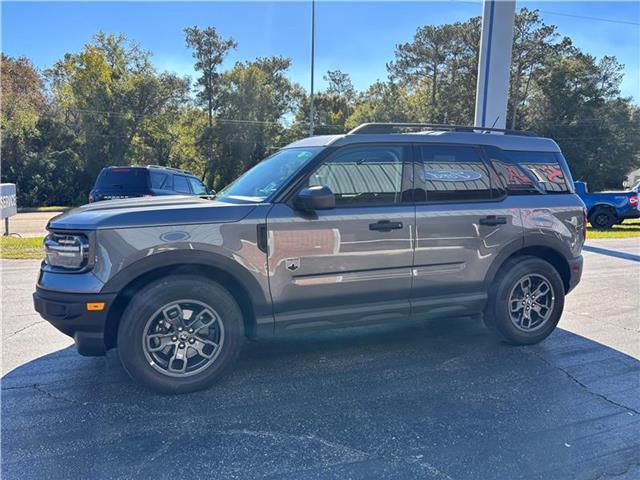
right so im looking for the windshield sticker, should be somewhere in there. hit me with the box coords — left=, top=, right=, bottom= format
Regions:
left=297, top=151, right=313, bottom=160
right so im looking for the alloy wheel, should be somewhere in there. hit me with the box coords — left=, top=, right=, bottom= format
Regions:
left=508, top=274, right=555, bottom=332
left=142, top=299, right=225, bottom=377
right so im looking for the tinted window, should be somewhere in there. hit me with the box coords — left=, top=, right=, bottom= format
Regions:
left=309, top=145, right=407, bottom=206
left=162, top=175, right=174, bottom=190
left=505, top=151, right=570, bottom=193
left=419, top=146, right=495, bottom=201
left=95, top=168, right=148, bottom=190
left=188, top=177, right=208, bottom=195
left=174, top=176, right=191, bottom=194
left=488, top=150, right=571, bottom=194
left=149, top=171, right=169, bottom=189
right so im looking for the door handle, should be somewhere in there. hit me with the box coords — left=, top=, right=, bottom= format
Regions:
left=369, top=220, right=403, bottom=232
left=479, top=215, right=507, bottom=226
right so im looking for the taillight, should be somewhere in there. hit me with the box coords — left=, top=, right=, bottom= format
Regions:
left=630, top=195, right=638, bottom=207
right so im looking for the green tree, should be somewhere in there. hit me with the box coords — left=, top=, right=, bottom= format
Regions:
left=184, top=26, right=237, bottom=186
left=1, top=54, right=86, bottom=206
left=47, top=33, right=189, bottom=182
left=346, top=81, right=412, bottom=129
left=1, top=55, right=46, bottom=173
left=213, top=56, right=297, bottom=187
left=529, top=52, right=640, bottom=189
left=507, top=8, right=570, bottom=129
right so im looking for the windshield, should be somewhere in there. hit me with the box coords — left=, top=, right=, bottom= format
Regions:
left=216, top=147, right=322, bottom=203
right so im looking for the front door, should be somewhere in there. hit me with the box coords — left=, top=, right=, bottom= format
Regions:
left=266, top=144, right=415, bottom=332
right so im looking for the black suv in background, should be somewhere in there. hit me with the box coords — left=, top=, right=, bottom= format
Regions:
left=89, top=165, right=211, bottom=203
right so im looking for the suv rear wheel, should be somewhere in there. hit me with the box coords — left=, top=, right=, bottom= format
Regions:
left=484, top=256, right=565, bottom=345
left=117, top=275, right=244, bottom=394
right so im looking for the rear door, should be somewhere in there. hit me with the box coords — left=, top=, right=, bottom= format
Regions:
left=412, top=144, right=523, bottom=317
left=266, top=143, right=415, bottom=331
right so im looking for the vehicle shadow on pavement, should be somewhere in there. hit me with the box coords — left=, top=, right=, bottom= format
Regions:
left=2, top=316, right=639, bottom=480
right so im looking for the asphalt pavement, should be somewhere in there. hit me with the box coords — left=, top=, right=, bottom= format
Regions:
left=1, top=239, right=639, bottom=479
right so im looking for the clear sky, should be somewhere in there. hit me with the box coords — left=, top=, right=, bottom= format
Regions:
left=2, top=1, right=639, bottom=102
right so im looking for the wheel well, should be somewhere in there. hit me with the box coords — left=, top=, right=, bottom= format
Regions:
left=500, top=246, right=571, bottom=293
left=104, top=264, right=257, bottom=349
left=588, top=203, right=617, bottom=219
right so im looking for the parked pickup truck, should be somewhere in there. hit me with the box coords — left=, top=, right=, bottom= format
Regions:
left=575, top=181, right=639, bottom=229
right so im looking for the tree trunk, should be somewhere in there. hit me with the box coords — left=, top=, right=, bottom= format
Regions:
left=207, top=86, right=215, bottom=188
left=431, top=65, right=437, bottom=110
left=510, top=69, right=522, bottom=130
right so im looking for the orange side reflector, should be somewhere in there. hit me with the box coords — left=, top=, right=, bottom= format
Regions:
left=86, top=302, right=105, bottom=311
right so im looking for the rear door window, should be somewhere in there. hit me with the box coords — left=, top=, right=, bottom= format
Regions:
left=174, top=175, right=192, bottom=194
left=149, top=171, right=169, bottom=189
left=418, top=145, right=500, bottom=202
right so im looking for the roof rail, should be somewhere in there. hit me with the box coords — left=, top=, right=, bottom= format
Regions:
left=347, top=123, right=537, bottom=137
left=146, top=165, right=191, bottom=175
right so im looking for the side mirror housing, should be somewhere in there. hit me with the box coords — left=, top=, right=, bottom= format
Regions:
left=293, top=186, right=335, bottom=212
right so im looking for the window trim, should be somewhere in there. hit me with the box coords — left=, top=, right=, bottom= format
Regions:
left=414, top=143, right=507, bottom=205
left=284, top=143, right=415, bottom=209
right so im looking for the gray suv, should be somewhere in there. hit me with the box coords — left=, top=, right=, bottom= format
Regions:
left=34, top=123, right=586, bottom=393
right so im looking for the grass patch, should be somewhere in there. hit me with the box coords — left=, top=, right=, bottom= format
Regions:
left=587, top=219, right=640, bottom=239
left=18, top=206, right=69, bottom=213
left=0, top=236, right=44, bottom=259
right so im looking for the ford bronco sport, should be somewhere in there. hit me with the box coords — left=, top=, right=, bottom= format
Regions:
left=34, top=123, right=585, bottom=394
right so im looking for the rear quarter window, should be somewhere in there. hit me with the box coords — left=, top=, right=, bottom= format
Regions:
left=489, top=149, right=571, bottom=194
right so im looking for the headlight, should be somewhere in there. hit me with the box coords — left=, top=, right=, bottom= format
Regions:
left=44, top=233, right=89, bottom=270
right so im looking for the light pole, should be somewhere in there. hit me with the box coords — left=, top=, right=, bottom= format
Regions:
left=474, top=0, right=516, bottom=131
left=309, top=0, right=315, bottom=136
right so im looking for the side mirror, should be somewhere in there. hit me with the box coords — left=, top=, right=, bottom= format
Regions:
left=293, top=186, right=335, bottom=212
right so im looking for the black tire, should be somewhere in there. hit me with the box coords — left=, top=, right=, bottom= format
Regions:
left=484, top=256, right=565, bottom=345
left=117, top=275, right=244, bottom=394
left=589, top=206, right=617, bottom=229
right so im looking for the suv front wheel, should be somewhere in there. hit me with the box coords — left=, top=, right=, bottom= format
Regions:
left=484, top=256, right=565, bottom=345
left=117, top=275, right=244, bottom=394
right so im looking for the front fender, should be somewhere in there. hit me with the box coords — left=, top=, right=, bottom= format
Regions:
left=101, top=249, right=270, bottom=317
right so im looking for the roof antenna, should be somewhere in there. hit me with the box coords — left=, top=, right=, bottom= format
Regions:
left=484, top=115, right=500, bottom=133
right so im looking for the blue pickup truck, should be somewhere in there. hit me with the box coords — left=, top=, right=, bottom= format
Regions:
left=575, top=181, right=639, bottom=229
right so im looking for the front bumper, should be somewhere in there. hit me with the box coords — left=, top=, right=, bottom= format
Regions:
left=33, top=287, right=116, bottom=356
left=567, top=255, right=583, bottom=294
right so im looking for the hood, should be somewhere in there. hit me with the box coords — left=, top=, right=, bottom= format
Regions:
left=48, top=195, right=259, bottom=231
